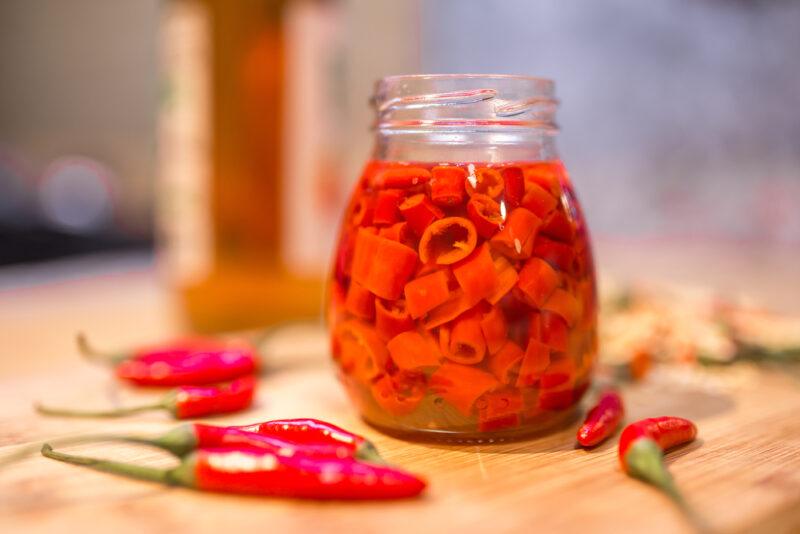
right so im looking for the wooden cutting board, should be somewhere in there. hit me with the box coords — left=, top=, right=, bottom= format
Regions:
left=1, top=254, right=799, bottom=534
left=2, top=336, right=800, bottom=533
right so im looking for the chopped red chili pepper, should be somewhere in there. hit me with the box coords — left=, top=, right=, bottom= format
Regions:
left=534, top=236, right=575, bottom=272
left=430, top=362, right=499, bottom=416
left=418, top=216, right=478, bottom=265
left=576, top=390, right=624, bottom=447
left=373, top=166, right=431, bottom=189
left=487, top=341, right=524, bottom=384
left=521, top=182, right=558, bottom=219
left=41, top=443, right=426, bottom=500
left=399, top=194, right=444, bottom=236
left=541, top=210, right=575, bottom=243
left=374, top=298, right=414, bottom=340
left=35, top=376, right=256, bottom=419
left=619, top=416, right=697, bottom=508
left=501, top=166, right=525, bottom=209
left=373, top=189, right=403, bottom=226
left=490, top=207, right=541, bottom=260
left=387, top=330, right=442, bottom=370
left=352, top=228, right=418, bottom=300
left=516, top=256, right=559, bottom=307
left=371, top=373, right=425, bottom=416
left=466, top=167, right=504, bottom=199
left=466, top=194, right=503, bottom=239
left=430, top=166, right=467, bottom=206
left=452, top=243, right=497, bottom=302
left=345, top=281, right=376, bottom=320
left=77, top=333, right=258, bottom=387
left=403, top=270, right=450, bottom=319
left=440, top=312, right=486, bottom=364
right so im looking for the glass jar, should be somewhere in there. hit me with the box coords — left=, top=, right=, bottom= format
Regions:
left=327, top=74, right=597, bottom=441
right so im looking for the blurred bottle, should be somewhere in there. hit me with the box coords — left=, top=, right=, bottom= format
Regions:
left=157, top=0, right=420, bottom=332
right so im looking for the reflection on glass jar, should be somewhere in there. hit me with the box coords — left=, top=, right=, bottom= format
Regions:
left=328, top=75, right=597, bottom=441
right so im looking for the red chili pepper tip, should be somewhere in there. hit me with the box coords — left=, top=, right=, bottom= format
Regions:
left=576, top=390, right=624, bottom=447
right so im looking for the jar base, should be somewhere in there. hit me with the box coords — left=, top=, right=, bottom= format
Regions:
left=361, top=406, right=581, bottom=444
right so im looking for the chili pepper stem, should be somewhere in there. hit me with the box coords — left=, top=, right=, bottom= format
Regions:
left=356, top=441, right=385, bottom=464
left=35, top=400, right=168, bottom=418
left=76, top=332, right=129, bottom=365
left=625, top=439, right=710, bottom=533
left=41, top=443, right=196, bottom=487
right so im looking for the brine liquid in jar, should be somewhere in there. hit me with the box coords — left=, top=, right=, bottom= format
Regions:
left=327, top=75, right=597, bottom=441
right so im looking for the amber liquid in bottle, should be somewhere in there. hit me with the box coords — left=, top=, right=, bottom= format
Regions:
left=159, top=0, right=323, bottom=332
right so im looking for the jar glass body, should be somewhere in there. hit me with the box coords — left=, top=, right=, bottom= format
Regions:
left=327, top=75, right=597, bottom=441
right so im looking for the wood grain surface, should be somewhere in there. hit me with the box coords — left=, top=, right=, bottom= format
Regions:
left=1, top=247, right=800, bottom=534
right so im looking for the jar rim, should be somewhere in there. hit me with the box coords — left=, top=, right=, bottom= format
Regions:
left=372, top=73, right=558, bottom=133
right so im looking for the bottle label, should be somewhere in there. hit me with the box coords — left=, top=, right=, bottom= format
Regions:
left=281, top=0, right=349, bottom=277
left=157, top=0, right=213, bottom=285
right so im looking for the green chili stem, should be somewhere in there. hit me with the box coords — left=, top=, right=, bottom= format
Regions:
left=35, top=401, right=167, bottom=418
left=626, top=439, right=711, bottom=533
left=356, top=441, right=386, bottom=464
left=76, top=332, right=129, bottom=365
left=41, top=444, right=175, bottom=485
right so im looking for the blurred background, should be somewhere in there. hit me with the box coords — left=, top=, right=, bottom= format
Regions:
left=1, top=0, right=798, bottom=331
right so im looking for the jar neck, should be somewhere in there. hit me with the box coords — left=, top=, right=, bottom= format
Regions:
left=372, top=129, right=558, bottom=163
left=370, top=74, right=559, bottom=163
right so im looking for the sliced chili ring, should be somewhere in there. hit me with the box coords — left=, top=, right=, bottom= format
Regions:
left=467, top=167, right=504, bottom=199
left=399, top=193, right=444, bottom=236
left=466, top=194, right=503, bottom=239
left=418, top=217, right=477, bottom=265
left=372, top=166, right=431, bottom=189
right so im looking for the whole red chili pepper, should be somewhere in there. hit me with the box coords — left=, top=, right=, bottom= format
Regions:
left=618, top=417, right=697, bottom=504
left=35, top=376, right=256, bottom=419
left=41, top=444, right=426, bottom=500
left=77, top=333, right=258, bottom=387
left=576, top=390, right=624, bottom=447
left=2, top=419, right=383, bottom=468
left=234, top=419, right=379, bottom=459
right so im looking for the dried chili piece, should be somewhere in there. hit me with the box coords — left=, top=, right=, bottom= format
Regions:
left=418, top=217, right=477, bottom=265
left=466, top=194, right=503, bottom=238
left=403, top=270, right=451, bottom=319
left=351, top=227, right=418, bottom=300
left=480, top=307, right=508, bottom=354
left=452, top=243, right=497, bottom=302
left=78, top=333, right=258, bottom=387
left=373, top=166, right=431, bottom=189
left=516, top=256, right=559, bottom=307
left=488, top=341, right=524, bottom=384
left=489, top=207, right=541, bottom=260
left=430, top=166, right=467, bottom=207
left=576, top=390, right=624, bottom=447
left=387, top=330, right=442, bottom=370
left=466, top=167, right=504, bottom=199
left=41, top=443, right=426, bottom=500
left=36, top=376, right=256, bottom=419
left=501, top=166, right=525, bottom=209
left=344, top=281, right=375, bottom=320
left=373, top=189, right=403, bottom=226
left=399, top=193, right=444, bottom=236
left=374, top=299, right=414, bottom=340
left=430, top=362, right=499, bottom=416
